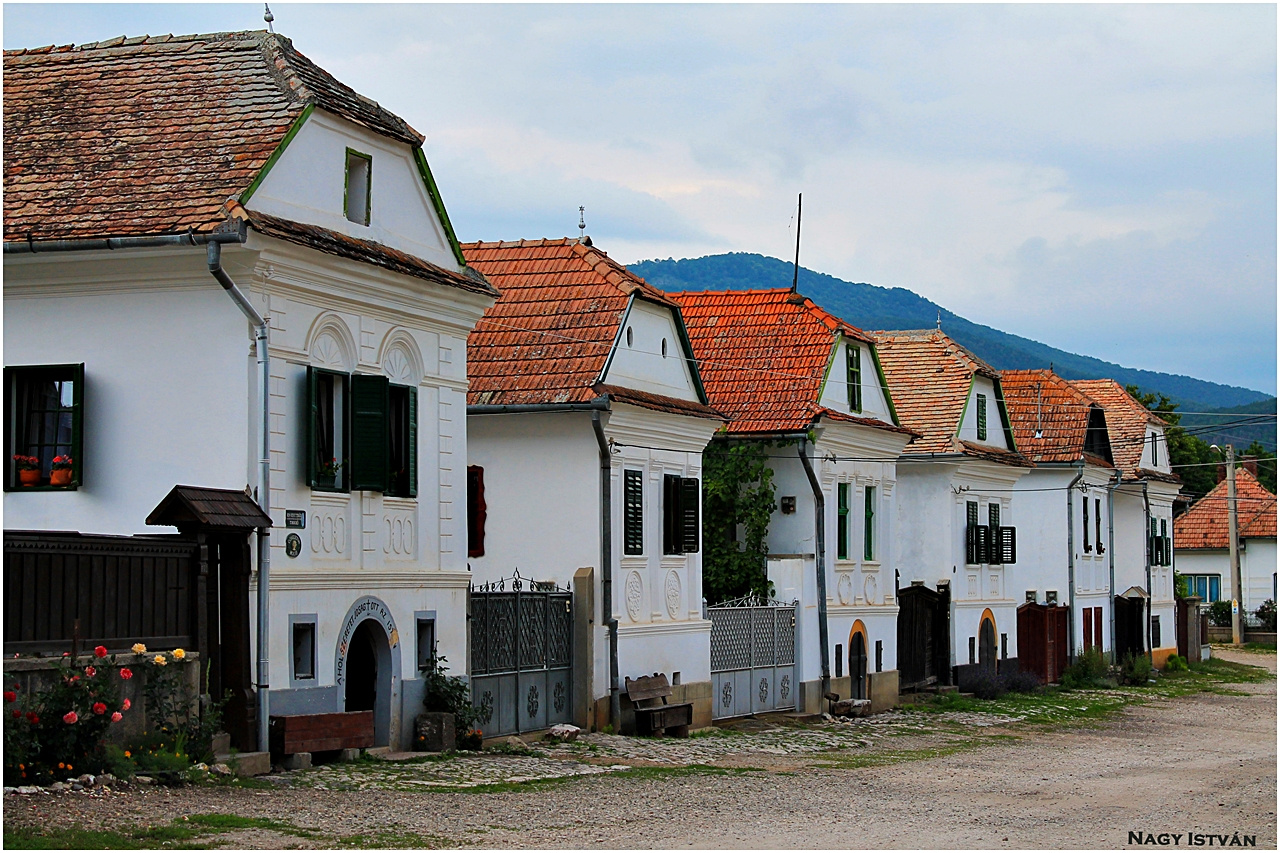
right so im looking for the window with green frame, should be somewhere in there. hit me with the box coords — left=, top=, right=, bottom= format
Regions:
left=344, top=149, right=372, bottom=226
left=836, top=482, right=850, bottom=560
left=306, top=367, right=415, bottom=495
left=863, top=485, right=876, bottom=561
left=976, top=393, right=988, bottom=441
left=624, top=470, right=644, bottom=555
left=846, top=344, right=862, bottom=413
left=5, top=363, right=84, bottom=490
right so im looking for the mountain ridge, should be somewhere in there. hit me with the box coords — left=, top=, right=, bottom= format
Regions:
left=629, top=252, right=1272, bottom=412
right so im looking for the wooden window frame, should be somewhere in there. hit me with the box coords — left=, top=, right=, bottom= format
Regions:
left=846, top=344, right=862, bottom=413
left=1095, top=498, right=1105, bottom=555
left=624, top=469, right=644, bottom=556
left=987, top=503, right=1002, bottom=565
left=976, top=393, right=988, bottom=442
left=4, top=363, right=85, bottom=491
left=386, top=383, right=418, bottom=498
left=1082, top=496, right=1092, bottom=552
left=837, top=482, right=851, bottom=561
left=863, top=485, right=876, bottom=562
left=344, top=148, right=372, bottom=226
left=662, top=474, right=701, bottom=555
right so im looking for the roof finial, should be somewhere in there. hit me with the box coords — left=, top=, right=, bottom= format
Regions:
left=578, top=206, right=586, bottom=242
left=936, top=309, right=941, bottom=330
left=264, top=3, right=275, bottom=32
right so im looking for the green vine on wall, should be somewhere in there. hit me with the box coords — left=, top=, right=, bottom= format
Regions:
left=702, top=438, right=792, bottom=604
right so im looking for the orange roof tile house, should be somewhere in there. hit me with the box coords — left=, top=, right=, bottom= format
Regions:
left=673, top=289, right=915, bottom=717
left=463, top=238, right=722, bottom=735
left=869, top=329, right=1031, bottom=691
left=1175, top=467, right=1277, bottom=623
left=4, top=31, right=498, bottom=756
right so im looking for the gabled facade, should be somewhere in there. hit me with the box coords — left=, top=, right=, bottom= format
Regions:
left=872, top=330, right=1031, bottom=688
left=3, top=31, right=497, bottom=751
left=675, top=290, right=915, bottom=713
left=1175, top=467, right=1277, bottom=625
left=1002, top=371, right=1120, bottom=669
left=463, top=238, right=723, bottom=734
left=1072, top=378, right=1182, bottom=663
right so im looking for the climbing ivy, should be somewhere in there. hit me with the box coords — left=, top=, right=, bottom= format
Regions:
left=701, top=439, right=786, bottom=604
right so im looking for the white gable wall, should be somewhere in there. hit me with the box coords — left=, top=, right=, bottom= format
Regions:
left=817, top=337, right=894, bottom=423
left=246, top=111, right=458, bottom=271
left=957, top=376, right=1011, bottom=451
left=602, top=299, right=700, bottom=402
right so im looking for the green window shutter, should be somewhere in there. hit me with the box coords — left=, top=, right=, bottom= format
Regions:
left=863, top=485, right=875, bottom=561
left=350, top=373, right=390, bottom=492
left=306, top=366, right=319, bottom=487
left=1161, top=519, right=1170, bottom=567
left=662, top=474, right=680, bottom=555
left=682, top=477, right=700, bottom=554
left=70, top=362, right=84, bottom=487
left=847, top=344, right=862, bottom=413
left=976, top=394, right=988, bottom=441
left=837, top=483, right=850, bottom=560
left=624, top=470, right=644, bottom=555
left=987, top=503, right=1001, bottom=564
left=999, top=526, right=1017, bottom=565
left=406, top=386, right=418, bottom=498
left=965, top=500, right=979, bottom=564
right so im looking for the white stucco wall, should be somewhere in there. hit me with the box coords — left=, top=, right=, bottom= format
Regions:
left=816, top=337, right=894, bottom=422
left=957, top=376, right=1011, bottom=451
left=602, top=299, right=700, bottom=402
left=1178, top=540, right=1277, bottom=618
left=245, top=111, right=457, bottom=270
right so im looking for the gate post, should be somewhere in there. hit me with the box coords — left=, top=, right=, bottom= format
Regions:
left=573, top=567, right=595, bottom=731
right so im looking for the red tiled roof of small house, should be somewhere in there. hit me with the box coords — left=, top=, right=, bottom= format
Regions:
left=1174, top=467, right=1277, bottom=550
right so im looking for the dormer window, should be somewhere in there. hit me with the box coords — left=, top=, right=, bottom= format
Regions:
left=345, top=149, right=372, bottom=225
left=846, top=344, right=862, bottom=413
left=1150, top=432, right=1158, bottom=466
left=976, top=393, right=988, bottom=441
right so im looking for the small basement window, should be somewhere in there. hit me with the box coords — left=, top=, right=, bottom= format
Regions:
left=345, top=149, right=372, bottom=225
left=416, top=615, right=436, bottom=672
left=291, top=618, right=316, bottom=682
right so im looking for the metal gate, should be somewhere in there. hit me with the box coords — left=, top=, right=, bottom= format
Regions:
left=709, top=595, right=797, bottom=719
left=469, top=572, right=573, bottom=737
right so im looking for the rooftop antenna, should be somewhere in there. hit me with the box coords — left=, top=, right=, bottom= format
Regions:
left=936, top=309, right=942, bottom=330
left=1034, top=382, right=1044, bottom=439
left=790, top=193, right=802, bottom=294
left=578, top=206, right=585, bottom=242
left=264, top=3, right=275, bottom=32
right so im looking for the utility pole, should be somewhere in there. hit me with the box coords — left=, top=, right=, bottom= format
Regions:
left=1227, top=444, right=1243, bottom=645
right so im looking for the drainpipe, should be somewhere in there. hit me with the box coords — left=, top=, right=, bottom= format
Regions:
left=1065, top=461, right=1085, bottom=660
left=798, top=438, right=831, bottom=700
left=1105, top=470, right=1122, bottom=662
left=207, top=240, right=272, bottom=754
left=591, top=410, right=621, bottom=730
left=1141, top=481, right=1152, bottom=654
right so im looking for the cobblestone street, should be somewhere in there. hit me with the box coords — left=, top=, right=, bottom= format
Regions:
left=4, top=650, right=1275, bottom=849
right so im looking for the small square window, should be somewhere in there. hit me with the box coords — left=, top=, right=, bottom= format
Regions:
left=345, top=149, right=372, bottom=225
left=416, top=616, right=436, bottom=672
left=5, top=364, right=84, bottom=490
left=292, top=619, right=316, bottom=682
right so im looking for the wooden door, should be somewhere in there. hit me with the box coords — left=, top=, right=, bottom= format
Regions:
left=850, top=632, right=867, bottom=700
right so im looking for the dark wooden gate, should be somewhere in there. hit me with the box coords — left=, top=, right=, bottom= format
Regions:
left=4, top=531, right=198, bottom=654
left=1017, top=602, right=1068, bottom=684
left=897, top=583, right=951, bottom=690
left=979, top=617, right=997, bottom=675
left=850, top=632, right=867, bottom=700
left=1114, top=595, right=1146, bottom=661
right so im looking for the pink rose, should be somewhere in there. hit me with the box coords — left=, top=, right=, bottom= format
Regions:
left=111, top=711, right=122, bottom=722
left=63, top=711, right=78, bottom=724
left=119, top=668, right=133, bottom=680
left=84, top=666, right=96, bottom=678
left=122, top=698, right=131, bottom=710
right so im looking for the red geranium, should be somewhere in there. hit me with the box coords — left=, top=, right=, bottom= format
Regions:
left=84, top=666, right=96, bottom=678
left=92, top=702, right=107, bottom=715
left=119, top=668, right=133, bottom=680
left=93, top=645, right=108, bottom=658
left=26, top=712, right=39, bottom=724
left=62, top=711, right=78, bottom=724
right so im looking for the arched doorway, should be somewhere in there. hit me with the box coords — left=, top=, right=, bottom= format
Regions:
left=978, top=610, right=997, bottom=676
left=336, top=596, right=400, bottom=748
left=849, top=622, right=868, bottom=700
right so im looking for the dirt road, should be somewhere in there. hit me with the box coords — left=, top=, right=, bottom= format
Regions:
left=5, top=649, right=1274, bottom=849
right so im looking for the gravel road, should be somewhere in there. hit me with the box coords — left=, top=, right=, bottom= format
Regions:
left=5, top=649, right=1274, bottom=849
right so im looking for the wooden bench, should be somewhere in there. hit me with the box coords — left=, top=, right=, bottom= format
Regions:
left=625, top=673, right=692, bottom=738
left=268, top=711, right=374, bottom=756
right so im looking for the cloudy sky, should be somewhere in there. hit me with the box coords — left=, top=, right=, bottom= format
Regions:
left=6, top=3, right=1276, bottom=394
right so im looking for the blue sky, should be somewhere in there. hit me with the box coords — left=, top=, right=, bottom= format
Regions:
left=5, top=3, right=1276, bottom=395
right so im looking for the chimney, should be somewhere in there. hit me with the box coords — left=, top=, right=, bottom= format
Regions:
left=1217, top=462, right=1227, bottom=484
left=1243, top=456, right=1258, bottom=477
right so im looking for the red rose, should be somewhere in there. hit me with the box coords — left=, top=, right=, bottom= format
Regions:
left=84, top=666, right=96, bottom=678
left=26, top=712, right=38, bottom=724
left=119, top=668, right=133, bottom=680
left=62, top=711, right=78, bottom=724
left=11, top=709, right=19, bottom=719
left=122, top=698, right=131, bottom=710
left=111, top=712, right=122, bottom=722
left=3, top=691, right=15, bottom=703
left=94, top=645, right=108, bottom=658
left=69, top=675, right=79, bottom=683
left=92, top=702, right=107, bottom=715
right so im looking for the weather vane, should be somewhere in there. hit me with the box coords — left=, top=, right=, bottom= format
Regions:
left=578, top=206, right=586, bottom=242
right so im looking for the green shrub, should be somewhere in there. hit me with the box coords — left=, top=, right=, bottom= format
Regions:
left=999, top=669, right=1042, bottom=694
left=967, top=671, right=1005, bottom=700
left=1163, top=654, right=1189, bottom=672
left=1118, top=652, right=1153, bottom=685
left=1209, top=600, right=1233, bottom=628
left=420, top=655, right=482, bottom=734
left=1254, top=599, right=1276, bottom=632
left=1060, top=647, right=1111, bottom=690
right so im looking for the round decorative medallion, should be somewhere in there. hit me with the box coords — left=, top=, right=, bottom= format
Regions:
left=665, top=570, right=681, bottom=619
left=837, top=572, right=853, bottom=605
left=863, top=573, right=878, bottom=604
left=625, top=571, right=644, bottom=621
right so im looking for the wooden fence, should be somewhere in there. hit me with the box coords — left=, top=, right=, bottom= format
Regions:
left=4, top=531, right=199, bottom=655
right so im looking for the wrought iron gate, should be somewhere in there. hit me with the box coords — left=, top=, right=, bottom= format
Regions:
left=708, top=595, right=797, bottom=719
left=469, top=573, right=573, bottom=737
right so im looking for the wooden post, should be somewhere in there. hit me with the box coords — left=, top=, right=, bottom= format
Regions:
left=1227, top=444, right=1242, bottom=645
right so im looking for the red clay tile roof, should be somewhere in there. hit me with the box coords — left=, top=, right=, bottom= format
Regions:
left=869, top=330, right=1022, bottom=461
left=1174, top=468, right=1277, bottom=549
left=593, top=385, right=721, bottom=420
left=248, top=210, right=496, bottom=297
left=4, top=30, right=422, bottom=243
left=1002, top=370, right=1111, bottom=465
left=1071, top=378, right=1176, bottom=481
left=671, top=289, right=907, bottom=436
left=464, top=239, right=714, bottom=418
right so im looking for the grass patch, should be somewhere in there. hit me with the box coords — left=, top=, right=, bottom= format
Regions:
left=5, top=813, right=330, bottom=850
left=814, top=740, right=984, bottom=769
left=1241, top=642, right=1276, bottom=652
left=3, top=826, right=182, bottom=850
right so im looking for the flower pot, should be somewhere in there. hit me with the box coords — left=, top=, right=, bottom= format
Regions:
left=18, top=469, right=40, bottom=487
left=50, top=468, right=72, bottom=486
left=315, top=474, right=336, bottom=490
